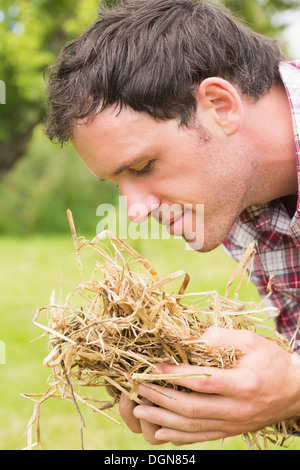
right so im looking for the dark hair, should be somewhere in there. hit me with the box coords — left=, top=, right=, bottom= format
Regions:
left=45, top=0, right=284, bottom=144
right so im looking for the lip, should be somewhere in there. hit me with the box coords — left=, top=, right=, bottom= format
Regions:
left=166, top=213, right=184, bottom=236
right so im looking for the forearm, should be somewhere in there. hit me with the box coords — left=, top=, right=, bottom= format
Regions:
left=286, top=352, right=300, bottom=419
left=120, top=328, right=300, bottom=446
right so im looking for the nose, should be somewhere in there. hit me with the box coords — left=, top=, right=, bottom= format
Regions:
left=127, top=195, right=160, bottom=223
left=120, top=183, right=160, bottom=223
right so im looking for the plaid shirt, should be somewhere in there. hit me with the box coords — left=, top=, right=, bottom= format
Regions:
left=223, top=61, right=300, bottom=351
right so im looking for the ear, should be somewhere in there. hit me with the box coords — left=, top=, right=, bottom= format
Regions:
left=197, top=78, right=243, bottom=136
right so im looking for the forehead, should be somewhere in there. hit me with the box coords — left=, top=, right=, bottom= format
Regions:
left=72, top=107, right=169, bottom=164
left=73, top=106, right=151, bottom=140
left=71, top=106, right=202, bottom=180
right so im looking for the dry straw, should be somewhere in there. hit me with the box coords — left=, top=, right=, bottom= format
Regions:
left=22, top=210, right=300, bottom=450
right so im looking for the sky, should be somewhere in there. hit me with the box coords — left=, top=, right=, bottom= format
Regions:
left=279, top=9, right=300, bottom=59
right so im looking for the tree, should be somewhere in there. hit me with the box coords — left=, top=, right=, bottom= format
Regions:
left=0, top=0, right=299, bottom=176
left=223, top=0, right=300, bottom=36
left=0, top=0, right=100, bottom=175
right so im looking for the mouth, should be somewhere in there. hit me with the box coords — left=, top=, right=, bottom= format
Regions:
left=153, top=205, right=204, bottom=250
left=151, top=205, right=183, bottom=229
left=165, top=213, right=184, bottom=236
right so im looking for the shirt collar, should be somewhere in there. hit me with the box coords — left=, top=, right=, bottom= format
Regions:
left=240, top=200, right=291, bottom=235
left=279, top=61, right=300, bottom=223
left=241, top=61, right=300, bottom=234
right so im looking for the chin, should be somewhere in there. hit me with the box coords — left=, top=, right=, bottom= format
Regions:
left=181, top=208, right=238, bottom=252
left=186, top=239, right=221, bottom=253
left=183, top=230, right=229, bottom=253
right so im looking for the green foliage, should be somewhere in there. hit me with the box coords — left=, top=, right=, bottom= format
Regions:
left=0, top=127, right=117, bottom=235
left=0, top=0, right=101, bottom=172
left=0, top=0, right=299, bottom=233
left=223, top=0, right=300, bottom=37
left=0, top=0, right=298, bottom=144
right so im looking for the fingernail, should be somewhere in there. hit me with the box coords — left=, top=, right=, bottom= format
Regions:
left=133, top=407, right=148, bottom=420
left=155, top=363, right=167, bottom=372
left=155, top=429, right=166, bottom=440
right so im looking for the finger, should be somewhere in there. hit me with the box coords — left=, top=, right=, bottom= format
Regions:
left=134, top=403, right=226, bottom=432
left=202, top=326, right=256, bottom=352
left=155, top=427, right=227, bottom=445
left=105, top=384, right=118, bottom=398
left=119, top=393, right=142, bottom=433
left=137, top=385, right=236, bottom=420
left=139, top=419, right=168, bottom=446
left=133, top=400, right=169, bottom=446
left=151, top=328, right=259, bottom=396
left=151, top=364, right=240, bottom=396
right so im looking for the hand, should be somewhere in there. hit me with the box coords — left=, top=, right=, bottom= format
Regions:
left=119, top=327, right=300, bottom=445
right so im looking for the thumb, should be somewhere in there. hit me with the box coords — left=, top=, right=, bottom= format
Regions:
left=202, top=326, right=254, bottom=352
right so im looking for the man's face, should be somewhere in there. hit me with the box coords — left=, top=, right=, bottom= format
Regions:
left=72, top=106, right=250, bottom=251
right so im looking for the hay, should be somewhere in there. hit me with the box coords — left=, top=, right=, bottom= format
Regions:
left=22, top=210, right=300, bottom=450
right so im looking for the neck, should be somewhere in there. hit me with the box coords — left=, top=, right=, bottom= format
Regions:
left=241, top=81, right=298, bottom=206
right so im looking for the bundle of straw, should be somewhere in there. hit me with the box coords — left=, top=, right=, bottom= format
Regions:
left=22, top=210, right=300, bottom=450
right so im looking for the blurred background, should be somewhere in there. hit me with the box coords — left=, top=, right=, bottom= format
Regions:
left=1, top=0, right=300, bottom=450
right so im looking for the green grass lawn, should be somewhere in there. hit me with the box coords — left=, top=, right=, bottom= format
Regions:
left=0, top=234, right=299, bottom=450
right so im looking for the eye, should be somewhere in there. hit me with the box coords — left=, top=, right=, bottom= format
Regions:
left=133, top=160, right=155, bottom=177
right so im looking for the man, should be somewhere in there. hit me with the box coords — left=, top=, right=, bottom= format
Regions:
left=45, top=0, right=300, bottom=445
